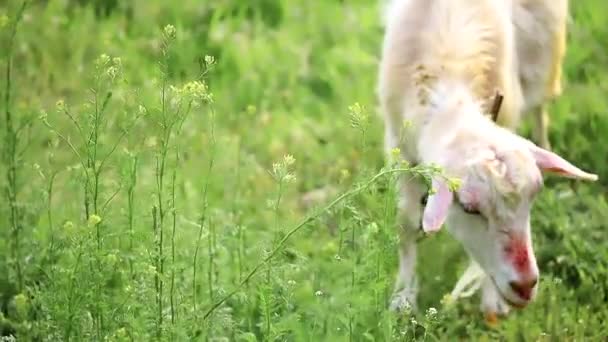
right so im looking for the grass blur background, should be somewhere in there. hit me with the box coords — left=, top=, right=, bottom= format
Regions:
left=1, top=0, right=607, bottom=340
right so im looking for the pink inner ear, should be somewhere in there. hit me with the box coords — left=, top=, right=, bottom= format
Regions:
left=422, top=179, right=454, bottom=233
left=530, top=146, right=598, bottom=181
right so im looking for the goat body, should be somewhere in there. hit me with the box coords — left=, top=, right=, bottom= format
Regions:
left=378, top=0, right=595, bottom=322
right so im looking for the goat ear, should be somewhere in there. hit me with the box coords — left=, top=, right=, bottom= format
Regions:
left=422, top=178, right=454, bottom=233
left=530, top=145, right=598, bottom=181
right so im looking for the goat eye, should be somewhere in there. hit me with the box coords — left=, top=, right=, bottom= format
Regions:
left=420, top=193, right=428, bottom=206
left=462, top=204, right=481, bottom=215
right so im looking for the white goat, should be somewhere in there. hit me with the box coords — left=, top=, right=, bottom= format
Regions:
left=378, top=0, right=597, bottom=323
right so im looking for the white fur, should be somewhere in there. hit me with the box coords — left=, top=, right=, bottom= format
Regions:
left=379, top=0, right=596, bottom=318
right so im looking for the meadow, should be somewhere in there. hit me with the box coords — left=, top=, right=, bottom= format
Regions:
left=1, top=0, right=607, bottom=340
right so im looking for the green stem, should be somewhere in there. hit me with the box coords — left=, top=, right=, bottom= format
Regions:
left=153, top=205, right=162, bottom=340
left=192, top=108, right=216, bottom=315
left=3, top=0, right=27, bottom=293
left=170, top=159, right=177, bottom=326
left=127, top=156, right=138, bottom=277
left=47, top=172, right=57, bottom=255
left=203, top=167, right=420, bottom=319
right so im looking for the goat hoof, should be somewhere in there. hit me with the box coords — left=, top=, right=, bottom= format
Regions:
left=484, top=312, right=500, bottom=327
left=389, top=291, right=416, bottom=313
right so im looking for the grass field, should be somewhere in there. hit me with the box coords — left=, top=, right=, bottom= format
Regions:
left=1, top=0, right=607, bottom=340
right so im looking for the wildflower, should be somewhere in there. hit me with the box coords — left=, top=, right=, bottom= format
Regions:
left=348, top=102, right=364, bottom=117
left=138, top=104, right=147, bottom=116
left=391, top=147, right=401, bottom=160
left=88, top=214, right=102, bottom=226
left=112, top=57, right=122, bottom=68
left=272, top=162, right=282, bottom=177
left=107, top=66, right=120, bottom=81
left=348, top=102, right=369, bottom=131
left=39, top=110, right=48, bottom=122
left=204, top=55, right=215, bottom=66
left=315, top=290, right=323, bottom=297
left=13, top=293, right=28, bottom=319
left=172, top=80, right=212, bottom=107
left=367, top=222, right=379, bottom=234
left=63, top=221, right=74, bottom=231
left=367, top=222, right=380, bottom=234
left=283, top=154, right=295, bottom=166
left=447, top=177, right=462, bottom=192
left=270, top=154, right=297, bottom=183
left=147, top=265, right=157, bottom=275
left=283, top=174, right=296, bottom=183
left=340, top=169, right=350, bottom=181
left=440, top=293, right=454, bottom=306
left=163, top=24, right=177, bottom=41
left=114, top=327, right=128, bottom=339
left=55, top=99, right=66, bottom=112
left=287, top=280, right=296, bottom=287
left=334, top=254, right=342, bottom=261
left=95, top=53, right=111, bottom=68
left=426, top=307, right=438, bottom=319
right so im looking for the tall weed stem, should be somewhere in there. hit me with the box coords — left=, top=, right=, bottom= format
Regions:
left=2, top=0, right=27, bottom=292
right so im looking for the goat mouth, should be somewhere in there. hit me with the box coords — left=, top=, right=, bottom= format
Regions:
left=489, top=276, right=528, bottom=309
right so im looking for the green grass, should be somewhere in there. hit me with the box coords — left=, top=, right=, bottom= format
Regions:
left=1, top=0, right=607, bottom=340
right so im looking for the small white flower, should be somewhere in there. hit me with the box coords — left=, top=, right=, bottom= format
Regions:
left=163, top=24, right=177, bottom=40
left=39, top=110, right=48, bottom=122
left=138, top=104, right=147, bottom=116
left=112, top=57, right=122, bottom=68
left=88, top=214, right=102, bottom=226
left=96, top=54, right=111, bottom=67
left=283, top=173, right=296, bottom=183
left=55, top=99, right=66, bottom=112
left=63, top=221, right=74, bottom=231
left=315, top=290, right=323, bottom=297
left=204, top=55, right=215, bottom=65
left=106, top=66, right=119, bottom=80
left=367, top=222, right=379, bottom=234
left=147, top=265, right=157, bottom=275
left=283, top=154, right=295, bottom=166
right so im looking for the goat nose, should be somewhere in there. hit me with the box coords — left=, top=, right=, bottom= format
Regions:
left=509, top=277, right=538, bottom=301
